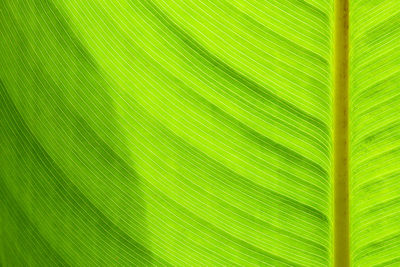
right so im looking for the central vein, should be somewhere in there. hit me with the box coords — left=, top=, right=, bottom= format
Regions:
left=333, top=0, right=349, bottom=266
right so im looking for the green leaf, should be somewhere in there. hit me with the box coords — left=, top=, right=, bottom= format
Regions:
left=0, top=0, right=398, bottom=266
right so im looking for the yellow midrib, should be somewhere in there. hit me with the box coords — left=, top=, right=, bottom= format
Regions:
left=333, top=0, right=349, bottom=266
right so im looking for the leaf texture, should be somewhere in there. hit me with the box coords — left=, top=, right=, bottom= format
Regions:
left=350, top=0, right=400, bottom=266
left=0, top=0, right=334, bottom=266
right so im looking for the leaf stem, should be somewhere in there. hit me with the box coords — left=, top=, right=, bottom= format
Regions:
left=333, top=0, right=349, bottom=265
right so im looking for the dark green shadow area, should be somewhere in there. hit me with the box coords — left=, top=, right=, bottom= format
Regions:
left=0, top=0, right=164, bottom=264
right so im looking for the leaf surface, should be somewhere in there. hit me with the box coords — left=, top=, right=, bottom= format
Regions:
left=350, top=0, right=400, bottom=266
left=2, top=0, right=400, bottom=266
left=0, top=0, right=334, bottom=265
